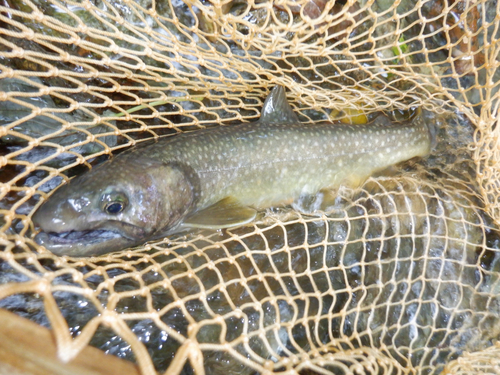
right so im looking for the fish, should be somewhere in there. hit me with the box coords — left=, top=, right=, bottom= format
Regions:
left=33, top=86, right=434, bottom=257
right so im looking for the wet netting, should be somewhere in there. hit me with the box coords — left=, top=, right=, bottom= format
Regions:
left=1, top=0, right=500, bottom=374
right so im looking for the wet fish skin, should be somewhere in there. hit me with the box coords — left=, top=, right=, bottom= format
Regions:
left=33, top=158, right=194, bottom=256
left=33, top=86, right=433, bottom=257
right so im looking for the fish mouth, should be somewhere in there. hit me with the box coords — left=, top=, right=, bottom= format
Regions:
left=34, top=228, right=143, bottom=257
left=35, top=229, right=123, bottom=245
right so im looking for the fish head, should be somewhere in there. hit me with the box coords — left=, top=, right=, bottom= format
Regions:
left=33, top=156, right=195, bottom=257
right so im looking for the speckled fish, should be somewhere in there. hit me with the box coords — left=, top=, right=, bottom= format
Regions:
left=33, top=86, right=434, bottom=257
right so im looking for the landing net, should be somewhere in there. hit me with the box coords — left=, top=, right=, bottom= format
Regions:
left=1, top=1, right=500, bottom=374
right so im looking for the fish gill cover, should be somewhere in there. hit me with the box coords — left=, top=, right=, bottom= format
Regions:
left=0, top=0, right=500, bottom=374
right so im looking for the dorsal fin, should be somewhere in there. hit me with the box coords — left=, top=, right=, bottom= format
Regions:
left=260, top=85, right=300, bottom=124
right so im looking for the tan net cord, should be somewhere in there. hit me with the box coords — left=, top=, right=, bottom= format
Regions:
left=1, top=0, right=500, bottom=374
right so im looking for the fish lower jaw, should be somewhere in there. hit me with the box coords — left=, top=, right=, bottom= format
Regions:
left=35, top=229, right=124, bottom=246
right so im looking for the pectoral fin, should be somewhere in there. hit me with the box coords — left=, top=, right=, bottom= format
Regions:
left=182, top=197, right=257, bottom=229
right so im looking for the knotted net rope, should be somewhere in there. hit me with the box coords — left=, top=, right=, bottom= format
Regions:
left=1, top=0, right=500, bottom=374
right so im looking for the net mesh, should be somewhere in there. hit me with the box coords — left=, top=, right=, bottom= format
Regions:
left=1, top=0, right=500, bottom=374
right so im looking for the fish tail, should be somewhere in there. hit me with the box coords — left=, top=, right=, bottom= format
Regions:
left=413, top=108, right=437, bottom=151
left=419, top=108, right=438, bottom=150
left=427, top=120, right=438, bottom=150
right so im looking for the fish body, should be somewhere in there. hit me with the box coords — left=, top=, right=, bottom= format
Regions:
left=33, top=86, right=433, bottom=257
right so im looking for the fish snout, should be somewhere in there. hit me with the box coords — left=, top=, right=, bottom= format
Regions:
left=33, top=198, right=88, bottom=233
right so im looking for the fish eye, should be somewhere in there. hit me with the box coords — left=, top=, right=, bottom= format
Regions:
left=105, top=202, right=124, bottom=215
left=101, top=192, right=128, bottom=215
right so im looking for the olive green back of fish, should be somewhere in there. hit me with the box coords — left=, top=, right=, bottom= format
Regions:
left=33, top=86, right=433, bottom=257
left=123, top=86, right=432, bottom=230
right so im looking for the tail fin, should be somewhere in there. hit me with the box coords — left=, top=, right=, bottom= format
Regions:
left=427, top=120, right=438, bottom=150
left=404, top=107, right=437, bottom=152
left=420, top=109, right=438, bottom=150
